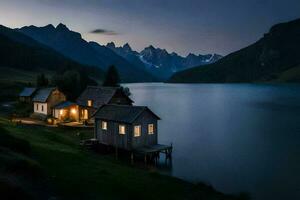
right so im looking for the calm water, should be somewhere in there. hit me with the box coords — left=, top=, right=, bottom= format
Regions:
left=124, top=83, right=300, bottom=200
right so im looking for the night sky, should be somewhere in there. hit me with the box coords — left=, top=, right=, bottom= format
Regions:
left=1, top=0, right=300, bottom=56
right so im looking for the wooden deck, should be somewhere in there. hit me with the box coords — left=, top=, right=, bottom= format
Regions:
left=132, top=144, right=173, bottom=164
left=80, top=139, right=173, bottom=165
left=135, top=144, right=172, bottom=154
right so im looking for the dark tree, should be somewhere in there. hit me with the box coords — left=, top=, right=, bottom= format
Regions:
left=52, top=70, right=97, bottom=100
left=36, top=73, right=48, bottom=87
left=103, top=65, right=120, bottom=87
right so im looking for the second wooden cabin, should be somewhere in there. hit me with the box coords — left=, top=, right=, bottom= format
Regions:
left=93, top=104, right=161, bottom=150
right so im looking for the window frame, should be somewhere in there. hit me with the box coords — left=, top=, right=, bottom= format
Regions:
left=119, top=124, right=126, bottom=135
left=134, top=125, right=141, bottom=137
left=87, top=100, right=93, bottom=107
left=148, top=124, right=154, bottom=135
left=101, top=121, right=107, bottom=130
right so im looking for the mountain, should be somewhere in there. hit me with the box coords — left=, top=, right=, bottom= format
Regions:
left=17, top=24, right=156, bottom=83
left=107, top=43, right=222, bottom=80
left=0, top=25, right=102, bottom=77
left=106, top=42, right=151, bottom=76
left=169, top=18, right=300, bottom=83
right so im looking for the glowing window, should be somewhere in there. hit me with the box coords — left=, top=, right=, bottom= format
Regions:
left=82, top=109, right=88, bottom=119
left=148, top=124, right=154, bottom=135
left=87, top=100, right=93, bottom=107
left=134, top=125, right=141, bottom=137
left=119, top=125, right=126, bottom=135
left=102, top=121, right=107, bottom=130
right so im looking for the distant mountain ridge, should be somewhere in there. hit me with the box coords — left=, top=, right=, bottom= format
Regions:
left=0, top=24, right=103, bottom=82
left=17, top=24, right=156, bottom=83
left=107, top=42, right=222, bottom=79
left=18, top=23, right=106, bottom=67
left=16, top=23, right=221, bottom=82
left=169, top=18, right=300, bottom=83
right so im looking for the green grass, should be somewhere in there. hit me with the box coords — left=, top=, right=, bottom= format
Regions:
left=276, top=65, right=300, bottom=82
left=0, top=81, right=23, bottom=102
left=0, top=67, right=52, bottom=102
left=0, top=67, right=53, bottom=84
left=0, top=117, right=246, bottom=200
left=0, top=67, right=36, bottom=83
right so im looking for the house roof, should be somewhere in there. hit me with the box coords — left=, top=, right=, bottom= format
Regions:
left=19, top=87, right=37, bottom=97
left=32, top=87, right=56, bottom=103
left=53, top=101, right=76, bottom=109
left=93, top=104, right=161, bottom=124
left=76, top=86, right=133, bottom=108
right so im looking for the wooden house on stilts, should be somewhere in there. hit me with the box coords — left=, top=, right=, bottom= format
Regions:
left=93, top=104, right=172, bottom=163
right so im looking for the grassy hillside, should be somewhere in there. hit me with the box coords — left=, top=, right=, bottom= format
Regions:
left=0, top=67, right=39, bottom=83
left=0, top=123, right=50, bottom=199
left=0, top=116, right=247, bottom=200
left=276, top=64, right=300, bottom=82
left=0, top=68, right=51, bottom=102
left=169, top=18, right=300, bottom=83
left=0, top=25, right=107, bottom=101
left=0, top=81, right=29, bottom=102
left=0, top=25, right=104, bottom=93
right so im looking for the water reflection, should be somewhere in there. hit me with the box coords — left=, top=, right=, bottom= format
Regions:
left=124, top=83, right=300, bottom=200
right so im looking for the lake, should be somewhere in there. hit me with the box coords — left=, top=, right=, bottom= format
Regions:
left=124, top=83, right=300, bottom=200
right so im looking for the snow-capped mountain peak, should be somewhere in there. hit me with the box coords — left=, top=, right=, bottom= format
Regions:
left=106, top=43, right=222, bottom=80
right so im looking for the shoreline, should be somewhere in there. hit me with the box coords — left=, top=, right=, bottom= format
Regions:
left=0, top=114, right=248, bottom=200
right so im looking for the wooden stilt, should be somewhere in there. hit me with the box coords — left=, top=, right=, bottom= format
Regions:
left=115, top=145, right=118, bottom=160
left=131, top=152, right=134, bottom=165
left=133, top=144, right=172, bottom=165
left=144, top=154, right=147, bottom=165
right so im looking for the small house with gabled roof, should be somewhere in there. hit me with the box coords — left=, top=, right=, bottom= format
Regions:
left=32, top=87, right=66, bottom=117
left=76, top=86, right=133, bottom=121
left=19, top=87, right=37, bottom=103
left=52, top=101, right=79, bottom=122
left=93, top=104, right=160, bottom=150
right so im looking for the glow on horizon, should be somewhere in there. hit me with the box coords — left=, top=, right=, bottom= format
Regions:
left=1, top=0, right=300, bottom=56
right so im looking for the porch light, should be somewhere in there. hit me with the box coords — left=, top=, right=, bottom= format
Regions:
left=71, top=108, right=77, bottom=114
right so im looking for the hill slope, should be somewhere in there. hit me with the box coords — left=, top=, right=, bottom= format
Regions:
left=169, top=18, right=300, bottom=83
left=0, top=25, right=104, bottom=82
left=18, top=24, right=156, bottom=83
left=0, top=116, right=246, bottom=200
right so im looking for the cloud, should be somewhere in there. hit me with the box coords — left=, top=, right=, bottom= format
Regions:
left=90, top=29, right=118, bottom=35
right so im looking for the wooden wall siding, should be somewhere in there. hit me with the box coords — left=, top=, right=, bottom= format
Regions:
left=53, top=109, right=60, bottom=119
left=47, top=89, right=66, bottom=115
left=95, top=110, right=158, bottom=150
left=87, top=107, right=97, bottom=119
left=19, top=96, right=32, bottom=103
left=131, top=111, right=158, bottom=149
left=94, top=120, right=98, bottom=139
left=96, top=119, right=131, bottom=150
